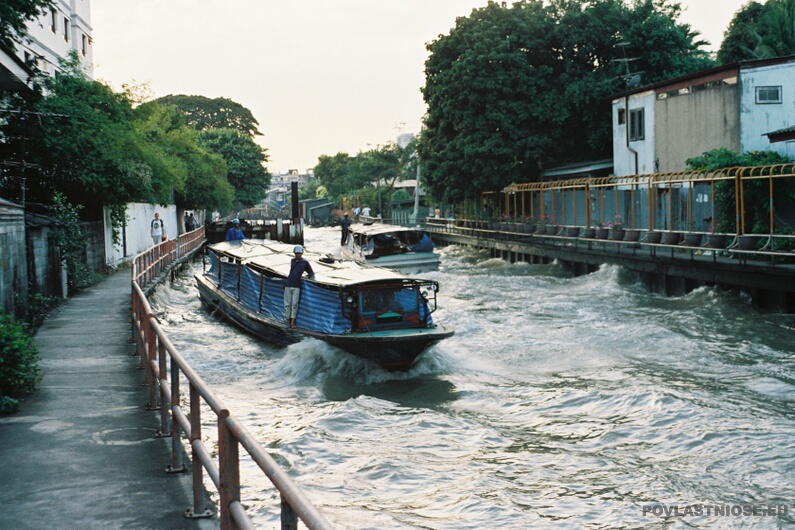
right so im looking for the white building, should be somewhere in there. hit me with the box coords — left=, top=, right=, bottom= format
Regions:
left=612, top=56, right=795, bottom=176
left=397, top=132, right=415, bottom=149
left=0, top=0, right=93, bottom=90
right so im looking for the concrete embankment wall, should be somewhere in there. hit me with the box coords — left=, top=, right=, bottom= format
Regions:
left=430, top=230, right=795, bottom=313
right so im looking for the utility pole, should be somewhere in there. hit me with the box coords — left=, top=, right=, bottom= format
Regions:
left=413, top=158, right=420, bottom=224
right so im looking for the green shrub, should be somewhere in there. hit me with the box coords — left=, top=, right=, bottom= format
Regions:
left=0, top=313, right=41, bottom=413
left=18, top=292, right=62, bottom=333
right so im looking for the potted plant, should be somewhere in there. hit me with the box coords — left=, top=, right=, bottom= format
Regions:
left=663, top=231, right=682, bottom=245
left=595, top=221, right=609, bottom=239
left=608, top=215, right=625, bottom=240
left=684, top=232, right=703, bottom=247
left=738, top=234, right=761, bottom=251
left=707, top=232, right=728, bottom=249
left=645, top=231, right=662, bottom=244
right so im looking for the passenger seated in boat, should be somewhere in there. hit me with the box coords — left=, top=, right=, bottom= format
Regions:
left=371, top=233, right=406, bottom=257
left=409, top=233, right=435, bottom=252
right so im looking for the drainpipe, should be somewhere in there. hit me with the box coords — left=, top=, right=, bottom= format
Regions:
left=625, top=95, right=638, bottom=175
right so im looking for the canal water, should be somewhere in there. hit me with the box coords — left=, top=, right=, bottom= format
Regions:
left=151, top=227, right=795, bottom=529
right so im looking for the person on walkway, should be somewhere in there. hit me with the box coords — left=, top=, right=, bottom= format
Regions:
left=284, top=245, right=315, bottom=328
left=188, top=213, right=198, bottom=231
left=225, top=219, right=246, bottom=241
left=184, top=212, right=191, bottom=232
left=361, top=206, right=371, bottom=217
left=151, top=212, right=165, bottom=245
left=340, top=213, right=351, bottom=245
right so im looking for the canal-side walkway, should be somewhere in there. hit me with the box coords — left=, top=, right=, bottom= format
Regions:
left=0, top=268, right=214, bottom=529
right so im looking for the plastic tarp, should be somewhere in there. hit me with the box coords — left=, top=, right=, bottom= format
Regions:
left=206, top=252, right=220, bottom=282
left=295, top=281, right=350, bottom=333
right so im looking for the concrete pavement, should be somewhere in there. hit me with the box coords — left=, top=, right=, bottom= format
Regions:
left=0, top=269, right=216, bottom=529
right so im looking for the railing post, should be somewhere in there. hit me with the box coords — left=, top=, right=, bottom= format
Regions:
left=145, top=319, right=158, bottom=409
left=167, top=360, right=185, bottom=473
left=157, top=339, right=169, bottom=432
left=218, top=409, right=240, bottom=530
left=281, top=493, right=298, bottom=530
left=189, top=383, right=208, bottom=517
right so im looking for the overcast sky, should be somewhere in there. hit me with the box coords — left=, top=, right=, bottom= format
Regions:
left=91, top=0, right=748, bottom=174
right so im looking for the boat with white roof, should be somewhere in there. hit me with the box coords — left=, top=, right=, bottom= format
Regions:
left=341, top=224, right=441, bottom=273
left=195, top=239, right=453, bottom=370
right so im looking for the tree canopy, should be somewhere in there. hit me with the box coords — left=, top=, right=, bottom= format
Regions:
left=418, top=0, right=713, bottom=203
left=157, top=94, right=271, bottom=211
left=0, top=54, right=232, bottom=215
left=718, top=0, right=795, bottom=63
left=314, top=142, right=417, bottom=214
left=196, top=128, right=270, bottom=210
left=0, top=0, right=53, bottom=51
left=154, top=94, right=263, bottom=138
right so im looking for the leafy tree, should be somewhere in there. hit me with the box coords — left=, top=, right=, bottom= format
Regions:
left=315, top=152, right=362, bottom=198
left=134, top=101, right=233, bottom=211
left=718, top=0, right=795, bottom=63
left=0, top=53, right=182, bottom=215
left=158, top=95, right=272, bottom=210
left=686, top=148, right=793, bottom=233
left=758, top=0, right=795, bottom=58
left=155, top=94, right=262, bottom=138
left=717, top=2, right=767, bottom=63
left=0, top=0, right=53, bottom=51
left=0, top=54, right=234, bottom=223
left=197, top=128, right=270, bottom=209
left=49, top=192, right=93, bottom=294
left=298, top=179, right=322, bottom=201
left=419, top=0, right=713, bottom=203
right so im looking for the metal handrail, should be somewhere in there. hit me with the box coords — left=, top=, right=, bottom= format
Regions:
left=130, top=227, right=333, bottom=530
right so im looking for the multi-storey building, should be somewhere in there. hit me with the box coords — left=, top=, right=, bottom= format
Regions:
left=0, top=0, right=93, bottom=90
left=612, top=55, right=795, bottom=176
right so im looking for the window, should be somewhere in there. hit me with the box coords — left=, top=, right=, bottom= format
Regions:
left=63, top=17, right=69, bottom=41
left=617, top=108, right=626, bottom=125
left=51, top=10, right=57, bottom=32
left=756, top=86, right=782, bottom=104
left=629, top=108, right=645, bottom=141
left=81, top=34, right=87, bottom=56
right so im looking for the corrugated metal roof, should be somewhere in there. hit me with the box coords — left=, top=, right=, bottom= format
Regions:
left=765, top=124, right=795, bottom=137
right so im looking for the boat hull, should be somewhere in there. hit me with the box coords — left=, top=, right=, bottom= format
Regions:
left=195, top=273, right=452, bottom=370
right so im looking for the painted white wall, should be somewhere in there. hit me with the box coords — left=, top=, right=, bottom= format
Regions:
left=104, top=203, right=179, bottom=265
left=739, top=62, right=795, bottom=155
left=611, top=91, right=656, bottom=176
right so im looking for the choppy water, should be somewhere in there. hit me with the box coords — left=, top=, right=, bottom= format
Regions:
left=151, top=227, right=795, bottom=529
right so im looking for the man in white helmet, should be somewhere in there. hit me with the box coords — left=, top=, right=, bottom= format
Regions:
left=284, top=245, right=315, bottom=328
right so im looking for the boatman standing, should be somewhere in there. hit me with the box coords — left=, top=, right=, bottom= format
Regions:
left=225, top=219, right=246, bottom=241
left=284, top=245, right=315, bottom=328
left=340, top=213, right=351, bottom=245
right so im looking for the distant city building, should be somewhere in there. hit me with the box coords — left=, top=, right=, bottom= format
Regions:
left=0, top=0, right=93, bottom=91
left=270, top=169, right=315, bottom=189
left=397, top=133, right=414, bottom=149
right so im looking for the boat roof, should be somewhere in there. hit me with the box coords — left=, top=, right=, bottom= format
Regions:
left=350, top=224, right=424, bottom=237
left=208, top=240, right=432, bottom=287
